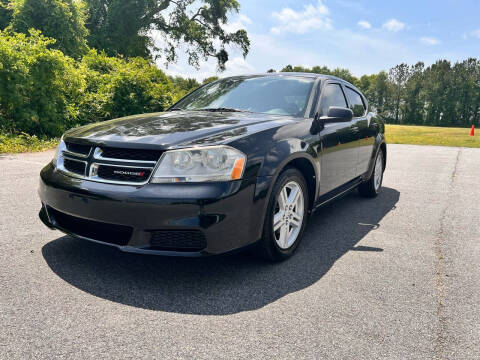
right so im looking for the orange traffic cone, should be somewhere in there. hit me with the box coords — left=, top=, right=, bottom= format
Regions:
left=470, top=125, right=475, bottom=136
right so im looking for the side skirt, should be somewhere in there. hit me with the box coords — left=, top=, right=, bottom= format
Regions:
left=312, top=177, right=363, bottom=212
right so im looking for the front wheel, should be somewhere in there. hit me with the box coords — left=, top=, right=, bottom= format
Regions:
left=259, top=168, right=309, bottom=261
left=359, top=149, right=384, bottom=198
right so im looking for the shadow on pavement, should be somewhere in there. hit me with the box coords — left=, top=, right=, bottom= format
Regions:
left=42, top=187, right=399, bottom=315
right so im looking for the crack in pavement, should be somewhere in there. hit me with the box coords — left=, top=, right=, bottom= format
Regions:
left=434, top=148, right=461, bottom=360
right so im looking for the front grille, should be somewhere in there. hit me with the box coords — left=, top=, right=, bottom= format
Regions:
left=96, top=165, right=152, bottom=183
left=100, top=147, right=162, bottom=162
left=65, top=141, right=91, bottom=156
left=150, top=230, right=207, bottom=251
left=63, top=158, right=86, bottom=175
left=48, top=207, right=132, bottom=246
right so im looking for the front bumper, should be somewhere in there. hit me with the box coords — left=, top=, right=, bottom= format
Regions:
left=39, top=163, right=268, bottom=256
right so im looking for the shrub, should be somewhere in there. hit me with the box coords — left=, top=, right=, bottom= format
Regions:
left=77, top=50, right=175, bottom=124
left=0, top=29, right=84, bottom=137
left=0, top=132, right=57, bottom=152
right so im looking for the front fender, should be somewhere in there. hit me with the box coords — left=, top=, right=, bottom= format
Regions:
left=250, top=139, right=320, bottom=241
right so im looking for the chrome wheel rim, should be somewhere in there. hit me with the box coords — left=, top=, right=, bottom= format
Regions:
left=374, top=154, right=383, bottom=191
left=273, top=181, right=304, bottom=249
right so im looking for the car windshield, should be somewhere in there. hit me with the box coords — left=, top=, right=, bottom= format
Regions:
left=173, top=76, right=316, bottom=117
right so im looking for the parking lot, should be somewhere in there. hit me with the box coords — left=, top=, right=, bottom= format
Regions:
left=1, top=144, right=479, bottom=359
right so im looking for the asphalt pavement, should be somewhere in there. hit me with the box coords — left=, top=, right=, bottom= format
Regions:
left=0, top=144, right=479, bottom=359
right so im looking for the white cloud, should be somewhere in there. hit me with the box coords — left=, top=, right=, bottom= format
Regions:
left=271, top=0, right=332, bottom=34
left=222, top=14, right=252, bottom=33
left=420, top=37, right=440, bottom=46
left=239, top=14, right=252, bottom=25
left=470, top=29, right=480, bottom=39
left=358, top=21, right=371, bottom=29
left=382, top=19, right=406, bottom=32
left=225, top=56, right=255, bottom=73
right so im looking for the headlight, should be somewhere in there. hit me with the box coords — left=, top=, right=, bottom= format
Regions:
left=51, top=136, right=65, bottom=168
left=150, top=146, right=246, bottom=183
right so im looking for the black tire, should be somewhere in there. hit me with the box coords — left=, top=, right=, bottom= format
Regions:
left=259, top=167, right=309, bottom=262
left=359, top=149, right=384, bottom=198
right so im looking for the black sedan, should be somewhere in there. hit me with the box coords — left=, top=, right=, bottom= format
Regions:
left=39, top=73, right=386, bottom=261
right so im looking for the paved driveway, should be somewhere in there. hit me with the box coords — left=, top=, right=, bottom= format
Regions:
left=0, top=144, right=479, bottom=359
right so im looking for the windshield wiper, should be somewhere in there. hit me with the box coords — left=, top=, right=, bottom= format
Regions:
left=198, top=107, right=247, bottom=112
left=169, top=107, right=183, bottom=111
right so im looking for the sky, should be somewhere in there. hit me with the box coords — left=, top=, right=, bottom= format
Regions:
left=155, top=0, right=480, bottom=80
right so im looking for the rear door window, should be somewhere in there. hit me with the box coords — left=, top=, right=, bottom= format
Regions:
left=345, top=87, right=366, bottom=117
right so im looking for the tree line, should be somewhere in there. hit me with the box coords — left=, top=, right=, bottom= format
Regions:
left=278, top=61, right=480, bottom=128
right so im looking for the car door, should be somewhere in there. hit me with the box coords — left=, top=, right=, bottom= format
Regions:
left=344, top=86, right=375, bottom=176
left=317, top=82, right=359, bottom=195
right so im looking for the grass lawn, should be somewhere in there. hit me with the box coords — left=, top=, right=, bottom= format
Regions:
left=386, top=124, right=479, bottom=148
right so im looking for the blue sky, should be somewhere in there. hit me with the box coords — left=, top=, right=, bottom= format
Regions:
left=156, top=0, right=480, bottom=80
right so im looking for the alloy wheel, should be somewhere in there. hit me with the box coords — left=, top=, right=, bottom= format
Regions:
left=273, top=181, right=305, bottom=249
left=374, top=154, right=383, bottom=191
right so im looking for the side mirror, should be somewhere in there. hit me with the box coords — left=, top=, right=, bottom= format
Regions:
left=310, top=107, right=354, bottom=135
left=323, top=107, right=353, bottom=123
left=310, top=113, right=324, bottom=135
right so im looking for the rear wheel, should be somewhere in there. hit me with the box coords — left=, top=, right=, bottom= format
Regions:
left=259, top=168, right=309, bottom=261
left=359, top=149, right=384, bottom=198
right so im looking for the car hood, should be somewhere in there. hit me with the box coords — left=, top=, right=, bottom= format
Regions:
left=64, top=110, right=296, bottom=149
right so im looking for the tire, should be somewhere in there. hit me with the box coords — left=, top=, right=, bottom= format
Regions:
left=259, top=167, right=309, bottom=262
left=358, top=149, right=384, bottom=198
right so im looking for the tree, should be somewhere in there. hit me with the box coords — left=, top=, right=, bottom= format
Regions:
left=169, top=75, right=200, bottom=99
left=202, top=76, right=219, bottom=84
left=0, top=0, right=12, bottom=30
left=84, top=0, right=250, bottom=70
left=11, top=0, right=88, bottom=59
left=388, top=63, right=409, bottom=123
left=403, top=62, right=424, bottom=124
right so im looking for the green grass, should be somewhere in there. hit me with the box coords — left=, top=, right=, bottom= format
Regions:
left=386, top=124, right=479, bottom=148
left=0, top=133, right=58, bottom=153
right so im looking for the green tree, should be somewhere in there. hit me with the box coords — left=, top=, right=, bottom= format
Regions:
left=202, top=76, right=219, bottom=84
left=403, top=62, right=424, bottom=124
left=0, top=0, right=12, bottom=29
left=11, top=0, right=88, bottom=59
left=169, top=76, right=200, bottom=99
left=84, top=0, right=250, bottom=70
left=388, top=63, right=409, bottom=124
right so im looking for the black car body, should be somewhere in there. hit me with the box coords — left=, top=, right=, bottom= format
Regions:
left=39, top=73, right=386, bottom=260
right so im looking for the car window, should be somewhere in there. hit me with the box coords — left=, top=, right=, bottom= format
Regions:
left=174, top=76, right=316, bottom=117
left=319, top=84, right=347, bottom=116
left=345, top=87, right=366, bottom=117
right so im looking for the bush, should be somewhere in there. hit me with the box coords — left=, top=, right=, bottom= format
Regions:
left=0, top=29, right=84, bottom=137
left=0, top=36, right=180, bottom=139
left=77, top=50, right=175, bottom=124
left=0, top=132, right=57, bottom=152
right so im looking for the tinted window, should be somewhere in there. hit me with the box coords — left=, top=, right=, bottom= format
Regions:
left=319, top=84, right=347, bottom=116
left=345, top=87, right=366, bottom=117
left=175, top=76, right=315, bottom=117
